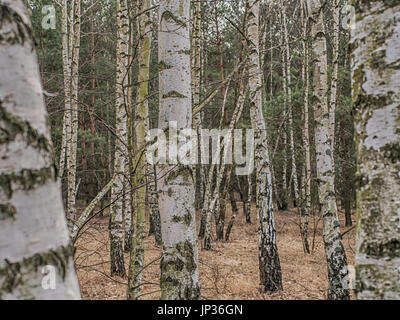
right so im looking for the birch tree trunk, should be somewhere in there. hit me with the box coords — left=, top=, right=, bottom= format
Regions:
left=200, top=164, right=215, bottom=242
left=158, top=0, right=200, bottom=300
left=307, top=0, right=349, bottom=300
left=88, top=0, right=96, bottom=166
left=124, top=0, right=135, bottom=253
left=352, top=0, right=400, bottom=300
left=66, top=0, right=81, bottom=230
left=247, top=0, right=283, bottom=293
left=329, top=0, right=340, bottom=173
left=110, top=0, right=129, bottom=277
left=0, top=0, right=80, bottom=299
left=59, top=0, right=71, bottom=180
left=147, top=164, right=162, bottom=245
left=280, top=14, right=289, bottom=210
left=301, top=0, right=310, bottom=254
left=191, top=0, right=203, bottom=212
left=245, top=173, right=252, bottom=224
left=127, top=0, right=152, bottom=299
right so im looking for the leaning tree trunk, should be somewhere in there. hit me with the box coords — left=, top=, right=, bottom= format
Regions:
left=0, top=0, right=80, bottom=299
left=110, top=0, right=129, bottom=278
left=247, top=0, right=283, bottom=293
left=127, top=0, right=152, bottom=300
left=352, top=0, right=400, bottom=300
left=308, top=0, right=350, bottom=300
left=157, top=0, right=200, bottom=300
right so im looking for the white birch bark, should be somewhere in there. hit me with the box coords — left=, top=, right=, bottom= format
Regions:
left=329, top=0, right=340, bottom=172
left=247, top=0, right=283, bottom=292
left=301, top=0, right=311, bottom=254
left=59, top=0, right=71, bottom=180
left=124, top=0, right=135, bottom=254
left=280, top=13, right=289, bottom=210
left=0, top=0, right=80, bottom=299
left=191, top=0, right=203, bottom=212
left=307, top=0, right=349, bottom=299
left=147, top=164, right=162, bottom=245
left=158, top=0, right=200, bottom=300
left=352, top=0, right=400, bottom=300
left=123, top=168, right=132, bottom=252
left=110, top=0, right=129, bottom=277
left=66, top=0, right=81, bottom=231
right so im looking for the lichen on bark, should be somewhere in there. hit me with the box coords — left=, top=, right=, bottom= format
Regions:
left=351, top=0, right=400, bottom=300
left=160, top=241, right=200, bottom=300
left=0, top=245, right=75, bottom=299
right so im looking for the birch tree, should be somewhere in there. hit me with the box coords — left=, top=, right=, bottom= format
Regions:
left=0, top=0, right=80, bottom=299
left=127, top=0, right=152, bottom=300
left=191, top=0, right=203, bottom=212
left=328, top=0, right=340, bottom=172
left=157, top=0, right=200, bottom=300
left=301, top=0, right=310, bottom=254
left=247, top=0, right=283, bottom=293
left=280, top=10, right=289, bottom=210
left=307, top=0, right=349, bottom=299
left=59, top=0, right=71, bottom=180
left=110, top=0, right=129, bottom=277
left=124, top=0, right=135, bottom=253
left=147, top=164, right=162, bottom=245
left=352, top=0, right=400, bottom=300
left=66, top=0, right=81, bottom=230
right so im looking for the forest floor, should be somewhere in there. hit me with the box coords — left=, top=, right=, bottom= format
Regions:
left=75, top=204, right=356, bottom=300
